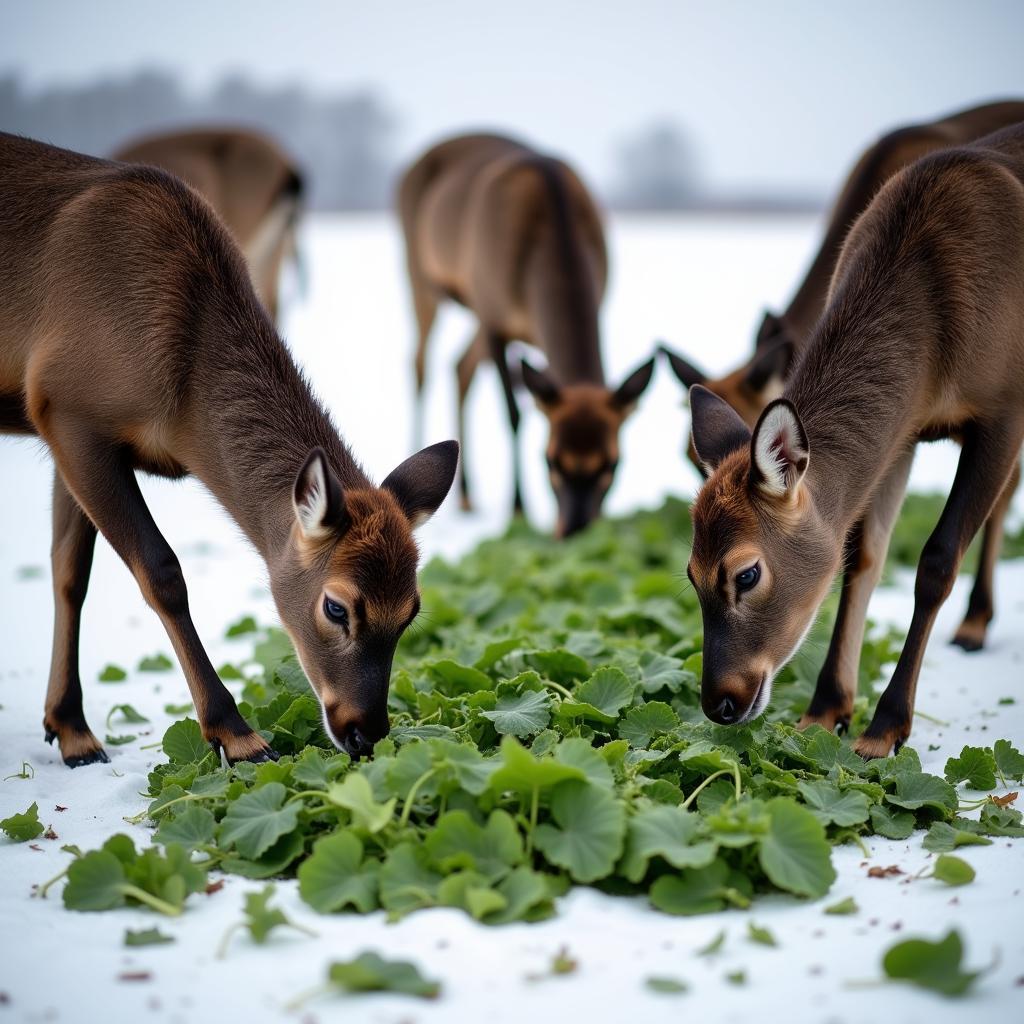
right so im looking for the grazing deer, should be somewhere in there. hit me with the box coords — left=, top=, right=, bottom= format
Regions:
left=113, top=128, right=304, bottom=325
left=0, top=132, right=457, bottom=767
left=686, top=122, right=1024, bottom=758
left=663, top=99, right=1024, bottom=651
left=399, top=133, right=654, bottom=536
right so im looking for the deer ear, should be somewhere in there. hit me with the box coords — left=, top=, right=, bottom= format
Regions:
left=755, top=309, right=786, bottom=348
left=381, top=440, right=459, bottom=529
left=611, top=357, right=656, bottom=413
left=750, top=399, right=809, bottom=498
left=521, top=359, right=561, bottom=407
left=293, top=448, right=349, bottom=540
left=689, top=384, right=752, bottom=472
left=744, top=337, right=794, bottom=395
left=659, top=344, right=707, bottom=389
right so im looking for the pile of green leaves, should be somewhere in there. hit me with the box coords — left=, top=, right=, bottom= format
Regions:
left=61, top=498, right=1022, bottom=925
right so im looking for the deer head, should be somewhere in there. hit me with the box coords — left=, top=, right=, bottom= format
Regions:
left=269, top=440, right=458, bottom=757
left=687, top=387, right=839, bottom=725
left=522, top=357, right=655, bottom=537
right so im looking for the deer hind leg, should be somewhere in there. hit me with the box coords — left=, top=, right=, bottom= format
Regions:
left=43, top=470, right=106, bottom=767
left=855, top=419, right=1024, bottom=759
left=486, top=332, right=524, bottom=515
left=952, top=456, right=1020, bottom=651
left=799, top=449, right=913, bottom=735
left=42, top=417, right=277, bottom=765
left=455, top=327, right=488, bottom=512
left=410, top=277, right=439, bottom=450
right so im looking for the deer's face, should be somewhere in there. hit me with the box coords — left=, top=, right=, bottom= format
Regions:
left=522, top=357, right=655, bottom=537
left=660, top=314, right=795, bottom=478
left=687, top=389, right=838, bottom=725
left=271, top=442, right=458, bottom=757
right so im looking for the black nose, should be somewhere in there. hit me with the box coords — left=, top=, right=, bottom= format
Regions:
left=339, top=724, right=375, bottom=760
left=712, top=696, right=737, bottom=724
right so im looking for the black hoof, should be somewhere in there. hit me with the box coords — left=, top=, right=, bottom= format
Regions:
left=44, top=728, right=57, bottom=745
left=64, top=748, right=111, bottom=768
left=950, top=635, right=984, bottom=653
left=835, top=719, right=850, bottom=737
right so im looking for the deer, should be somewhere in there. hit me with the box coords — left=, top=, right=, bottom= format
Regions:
left=686, top=121, right=1024, bottom=758
left=0, top=131, right=458, bottom=767
left=113, top=127, right=304, bottom=325
left=662, top=99, right=1024, bottom=652
left=398, top=133, right=655, bottom=537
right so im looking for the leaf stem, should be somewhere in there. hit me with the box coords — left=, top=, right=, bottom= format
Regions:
left=35, top=864, right=70, bottom=899
left=913, top=709, right=950, bottom=727
left=123, top=792, right=214, bottom=825
left=398, top=767, right=440, bottom=829
left=680, top=766, right=741, bottom=810
left=283, top=983, right=331, bottom=1012
left=526, top=783, right=540, bottom=857
left=120, top=883, right=183, bottom=917
left=216, top=922, right=244, bottom=959
left=542, top=679, right=575, bottom=701
left=286, top=789, right=330, bottom=804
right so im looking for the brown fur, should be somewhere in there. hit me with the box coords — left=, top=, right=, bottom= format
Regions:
left=666, top=100, right=1024, bottom=650
left=398, top=133, right=653, bottom=535
left=688, top=122, right=1024, bottom=756
left=0, top=131, right=456, bottom=767
left=113, top=128, right=304, bottom=324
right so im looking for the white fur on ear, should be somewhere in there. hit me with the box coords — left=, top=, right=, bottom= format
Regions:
left=752, top=401, right=808, bottom=497
left=293, top=451, right=337, bottom=540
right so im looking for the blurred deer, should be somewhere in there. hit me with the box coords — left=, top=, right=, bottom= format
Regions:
left=1, top=132, right=457, bottom=766
left=399, top=133, right=654, bottom=537
left=687, top=122, right=1024, bottom=757
left=114, top=127, right=304, bottom=324
left=663, top=100, right=1024, bottom=650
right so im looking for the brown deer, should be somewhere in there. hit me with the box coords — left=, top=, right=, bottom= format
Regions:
left=663, top=99, right=1024, bottom=652
left=398, top=133, right=654, bottom=537
left=113, top=127, right=304, bottom=324
left=686, top=121, right=1024, bottom=758
left=0, top=131, right=458, bottom=767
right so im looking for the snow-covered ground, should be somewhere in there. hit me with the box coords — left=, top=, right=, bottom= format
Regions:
left=1, top=215, right=1022, bottom=1022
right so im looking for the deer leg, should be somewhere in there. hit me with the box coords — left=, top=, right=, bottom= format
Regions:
left=487, top=332, right=523, bottom=515
left=800, top=449, right=913, bottom=735
left=43, top=470, right=105, bottom=767
left=455, top=327, right=488, bottom=512
left=951, top=456, right=1020, bottom=651
left=411, top=278, right=439, bottom=450
left=43, top=420, right=276, bottom=765
left=854, top=420, right=1024, bottom=759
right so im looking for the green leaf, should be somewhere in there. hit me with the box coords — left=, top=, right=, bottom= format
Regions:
left=993, top=739, right=1024, bottom=782
left=154, top=805, right=217, bottom=851
left=479, top=688, right=551, bottom=737
left=824, top=897, right=858, bottom=915
left=241, top=885, right=299, bottom=943
left=425, top=810, right=522, bottom=881
left=575, top=667, right=636, bottom=718
left=325, top=952, right=441, bottom=999
left=696, top=930, right=726, bottom=956
left=379, top=843, right=442, bottom=917
left=437, top=871, right=507, bottom=920
left=484, top=867, right=556, bottom=925
left=534, top=780, right=626, bottom=882
left=620, top=804, right=717, bottom=882
left=796, top=780, right=871, bottom=827
left=650, top=859, right=746, bottom=916
left=326, top=774, right=396, bottom=833
left=488, top=737, right=585, bottom=796
left=931, top=854, right=975, bottom=887
left=63, top=850, right=127, bottom=911
left=885, top=772, right=958, bottom=816
left=124, top=927, right=175, bottom=946
left=106, top=703, right=149, bottom=727
left=225, top=614, right=259, bottom=638
left=757, top=798, right=836, bottom=898
left=526, top=648, right=590, bottom=683
left=298, top=832, right=379, bottom=913
left=427, top=659, right=494, bottom=694
left=944, top=746, right=997, bottom=790
left=869, top=804, right=915, bottom=840
left=921, top=822, right=993, bottom=853
left=138, top=652, right=174, bottom=672
left=162, top=719, right=208, bottom=764
left=618, top=702, right=679, bottom=747
left=645, top=976, right=689, bottom=994
left=218, top=783, right=300, bottom=859
left=747, top=921, right=777, bottom=946
left=98, top=664, right=128, bottom=683
left=882, top=930, right=984, bottom=996
left=1, top=801, right=44, bottom=842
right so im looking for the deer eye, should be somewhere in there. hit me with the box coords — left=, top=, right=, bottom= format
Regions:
left=735, top=564, right=761, bottom=594
left=323, top=596, right=350, bottom=628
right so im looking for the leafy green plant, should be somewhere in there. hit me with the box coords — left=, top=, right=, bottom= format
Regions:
left=217, top=884, right=316, bottom=957
left=1, top=802, right=44, bottom=841
left=98, top=664, right=128, bottom=683
left=137, top=653, right=173, bottom=673
left=288, top=952, right=441, bottom=1006
left=881, top=930, right=988, bottom=996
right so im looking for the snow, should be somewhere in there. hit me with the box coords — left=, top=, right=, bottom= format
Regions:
left=1, top=214, right=1023, bottom=1022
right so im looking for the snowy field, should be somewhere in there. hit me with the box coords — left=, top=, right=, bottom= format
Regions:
left=1, top=214, right=1023, bottom=1022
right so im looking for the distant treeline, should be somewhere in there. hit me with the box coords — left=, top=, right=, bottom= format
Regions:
left=0, top=72, right=821, bottom=213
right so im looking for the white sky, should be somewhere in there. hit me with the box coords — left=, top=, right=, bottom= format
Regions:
left=3, top=0, right=1023, bottom=194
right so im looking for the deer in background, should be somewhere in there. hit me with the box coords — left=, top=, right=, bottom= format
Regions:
left=114, top=127, right=305, bottom=325
left=399, top=133, right=655, bottom=537
left=686, top=122, right=1024, bottom=757
left=662, top=99, right=1024, bottom=651
left=0, top=131, right=457, bottom=766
